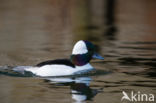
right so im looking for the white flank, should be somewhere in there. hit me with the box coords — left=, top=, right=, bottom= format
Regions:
left=25, top=63, right=94, bottom=77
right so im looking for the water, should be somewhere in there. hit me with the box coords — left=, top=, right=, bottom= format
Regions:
left=0, top=0, right=156, bottom=103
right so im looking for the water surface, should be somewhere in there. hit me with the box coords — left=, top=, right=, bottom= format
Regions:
left=0, top=0, right=156, bottom=103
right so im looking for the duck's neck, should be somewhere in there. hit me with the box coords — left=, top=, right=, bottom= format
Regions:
left=70, top=53, right=92, bottom=66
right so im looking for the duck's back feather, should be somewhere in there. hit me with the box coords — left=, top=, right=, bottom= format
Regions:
left=36, top=59, right=75, bottom=68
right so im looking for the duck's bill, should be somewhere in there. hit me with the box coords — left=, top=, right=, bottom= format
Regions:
left=92, top=53, right=104, bottom=60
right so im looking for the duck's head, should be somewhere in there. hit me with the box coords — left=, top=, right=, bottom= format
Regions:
left=70, top=40, right=104, bottom=66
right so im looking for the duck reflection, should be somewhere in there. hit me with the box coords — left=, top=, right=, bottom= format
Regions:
left=45, top=77, right=101, bottom=102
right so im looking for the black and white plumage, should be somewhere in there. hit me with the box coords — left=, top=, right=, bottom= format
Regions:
left=36, top=59, right=75, bottom=68
left=14, top=40, right=104, bottom=76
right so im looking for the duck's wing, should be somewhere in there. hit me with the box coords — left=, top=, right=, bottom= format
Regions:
left=36, top=59, right=75, bottom=68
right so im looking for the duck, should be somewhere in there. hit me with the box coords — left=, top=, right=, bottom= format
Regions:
left=14, top=40, right=104, bottom=77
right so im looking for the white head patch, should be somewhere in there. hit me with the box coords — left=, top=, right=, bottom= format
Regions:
left=72, top=40, right=88, bottom=55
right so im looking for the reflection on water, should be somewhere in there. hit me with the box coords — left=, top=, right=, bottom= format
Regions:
left=0, top=0, right=156, bottom=103
left=45, top=77, right=101, bottom=102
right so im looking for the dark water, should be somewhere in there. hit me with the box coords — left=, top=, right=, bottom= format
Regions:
left=0, top=0, right=156, bottom=103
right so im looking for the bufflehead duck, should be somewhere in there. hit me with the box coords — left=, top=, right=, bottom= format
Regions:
left=19, top=40, right=104, bottom=76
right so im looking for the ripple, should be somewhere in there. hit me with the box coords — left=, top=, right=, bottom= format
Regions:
left=0, top=66, right=35, bottom=77
left=123, top=41, right=156, bottom=45
left=118, top=46, right=156, bottom=50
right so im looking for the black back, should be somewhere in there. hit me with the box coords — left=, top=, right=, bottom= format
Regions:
left=36, top=59, right=75, bottom=68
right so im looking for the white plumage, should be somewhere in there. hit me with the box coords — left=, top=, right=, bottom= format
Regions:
left=25, top=63, right=93, bottom=76
left=72, top=40, right=88, bottom=55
